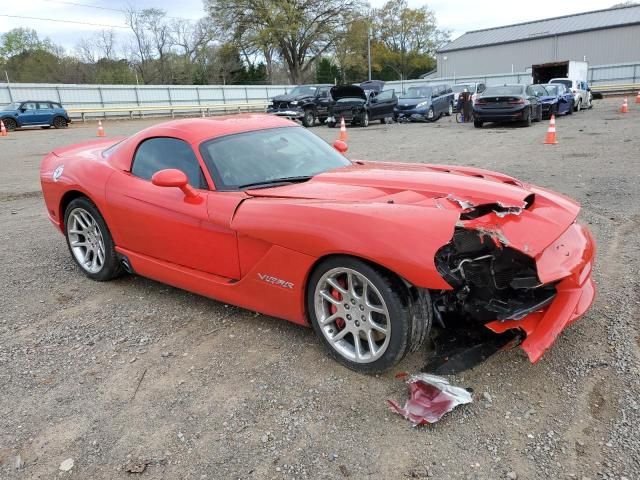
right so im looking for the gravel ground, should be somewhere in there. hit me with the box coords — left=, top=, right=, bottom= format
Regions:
left=1, top=98, right=639, bottom=479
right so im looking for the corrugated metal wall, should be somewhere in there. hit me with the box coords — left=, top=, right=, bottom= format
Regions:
left=437, top=24, right=640, bottom=77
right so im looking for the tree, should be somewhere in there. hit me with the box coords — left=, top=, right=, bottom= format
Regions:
left=316, top=58, right=340, bottom=84
left=204, top=0, right=365, bottom=84
left=373, top=0, right=449, bottom=80
left=1, top=28, right=56, bottom=60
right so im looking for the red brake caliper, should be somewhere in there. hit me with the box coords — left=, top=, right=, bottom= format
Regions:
left=331, top=279, right=346, bottom=330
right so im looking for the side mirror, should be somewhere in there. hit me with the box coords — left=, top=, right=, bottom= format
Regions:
left=333, top=140, right=348, bottom=153
left=19, top=108, right=26, bottom=113
left=152, top=169, right=198, bottom=198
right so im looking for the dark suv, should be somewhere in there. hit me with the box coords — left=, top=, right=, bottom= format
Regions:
left=267, top=84, right=332, bottom=127
left=1, top=100, right=71, bottom=130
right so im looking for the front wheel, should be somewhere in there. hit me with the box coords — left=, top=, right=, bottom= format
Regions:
left=2, top=118, right=17, bottom=131
left=53, top=116, right=68, bottom=129
left=446, top=103, right=453, bottom=116
left=64, top=197, right=123, bottom=281
left=426, top=107, right=435, bottom=122
left=327, top=121, right=336, bottom=128
left=307, top=257, right=430, bottom=373
left=301, top=109, right=315, bottom=128
left=360, top=111, right=369, bottom=127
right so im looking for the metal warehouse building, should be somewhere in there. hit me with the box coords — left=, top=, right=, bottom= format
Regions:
left=436, top=4, right=640, bottom=77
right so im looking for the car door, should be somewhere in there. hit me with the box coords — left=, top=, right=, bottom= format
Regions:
left=17, top=102, right=39, bottom=125
left=525, top=86, right=538, bottom=117
left=105, top=136, right=241, bottom=279
left=371, top=89, right=396, bottom=119
left=315, top=87, right=331, bottom=118
left=37, top=102, right=54, bottom=124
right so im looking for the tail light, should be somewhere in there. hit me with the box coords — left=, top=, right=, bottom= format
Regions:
left=508, top=98, right=525, bottom=104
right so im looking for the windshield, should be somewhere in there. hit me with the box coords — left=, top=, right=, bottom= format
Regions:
left=543, top=85, right=559, bottom=95
left=288, top=86, right=318, bottom=96
left=482, top=85, right=524, bottom=96
left=550, top=79, right=572, bottom=89
left=452, top=84, right=472, bottom=93
left=2, top=102, right=20, bottom=111
left=200, top=127, right=351, bottom=190
left=400, top=86, right=432, bottom=98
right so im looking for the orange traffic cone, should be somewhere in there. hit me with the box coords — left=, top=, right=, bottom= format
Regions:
left=620, top=97, right=628, bottom=113
left=636, top=91, right=640, bottom=104
left=0, top=120, right=7, bottom=137
left=339, top=116, right=348, bottom=141
left=544, top=114, right=558, bottom=145
left=97, top=120, right=105, bottom=137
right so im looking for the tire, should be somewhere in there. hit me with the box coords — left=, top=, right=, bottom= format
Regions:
left=426, top=107, right=436, bottom=122
left=64, top=197, right=123, bottom=282
left=301, top=109, right=315, bottom=128
left=53, top=116, right=68, bottom=129
left=574, top=99, right=582, bottom=112
left=361, top=111, right=369, bottom=127
left=2, top=118, right=17, bottom=131
left=327, top=121, right=336, bottom=128
left=587, top=95, right=593, bottom=109
left=474, top=119, right=483, bottom=128
left=523, top=109, right=532, bottom=127
left=446, top=103, right=453, bottom=116
left=307, top=256, right=431, bottom=373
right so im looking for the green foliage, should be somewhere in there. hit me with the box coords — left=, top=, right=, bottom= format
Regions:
left=316, top=58, right=340, bottom=84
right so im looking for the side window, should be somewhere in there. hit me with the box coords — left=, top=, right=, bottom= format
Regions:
left=376, top=89, right=395, bottom=101
left=22, top=102, right=37, bottom=110
left=478, top=83, right=486, bottom=93
left=317, top=88, right=329, bottom=98
left=131, top=137, right=207, bottom=189
left=37, top=102, right=52, bottom=109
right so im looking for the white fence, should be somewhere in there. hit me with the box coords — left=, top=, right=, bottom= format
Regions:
left=2, top=61, right=637, bottom=119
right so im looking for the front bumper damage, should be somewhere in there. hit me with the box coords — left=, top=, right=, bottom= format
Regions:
left=267, top=107, right=305, bottom=119
left=433, top=193, right=596, bottom=364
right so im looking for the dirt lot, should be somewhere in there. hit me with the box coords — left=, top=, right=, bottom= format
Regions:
left=1, top=98, right=639, bottom=480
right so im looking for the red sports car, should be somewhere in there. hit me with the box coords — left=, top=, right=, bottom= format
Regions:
left=40, top=115, right=595, bottom=373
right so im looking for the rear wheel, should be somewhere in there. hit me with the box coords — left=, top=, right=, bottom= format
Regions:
left=302, top=109, right=315, bottom=128
left=2, top=118, right=17, bottom=131
left=307, top=256, right=430, bottom=373
left=474, top=119, right=483, bottom=128
left=53, top=116, right=68, bottom=129
left=523, top=109, right=532, bottom=127
left=327, top=120, right=336, bottom=128
left=64, top=197, right=123, bottom=281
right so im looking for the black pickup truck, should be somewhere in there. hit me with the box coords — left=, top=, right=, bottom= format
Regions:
left=267, top=84, right=332, bottom=127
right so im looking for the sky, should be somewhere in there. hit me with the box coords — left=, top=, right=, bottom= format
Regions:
left=0, top=0, right=622, bottom=52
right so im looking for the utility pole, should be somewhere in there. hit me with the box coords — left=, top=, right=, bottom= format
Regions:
left=367, top=26, right=372, bottom=81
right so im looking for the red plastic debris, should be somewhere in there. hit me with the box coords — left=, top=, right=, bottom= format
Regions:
left=388, top=374, right=473, bottom=426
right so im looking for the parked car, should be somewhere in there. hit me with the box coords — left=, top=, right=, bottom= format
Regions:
left=40, top=115, right=595, bottom=372
left=536, top=84, right=575, bottom=117
left=394, top=84, right=454, bottom=122
left=326, top=82, right=397, bottom=127
left=473, top=84, right=543, bottom=128
left=267, top=84, right=332, bottom=127
left=549, top=78, right=592, bottom=111
left=452, top=82, right=487, bottom=108
left=1, top=100, right=71, bottom=130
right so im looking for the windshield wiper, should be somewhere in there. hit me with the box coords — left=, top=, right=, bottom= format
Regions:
left=238, top=176, right=313, bottom=189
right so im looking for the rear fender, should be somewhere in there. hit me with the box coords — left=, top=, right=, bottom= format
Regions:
left=232, top=199, right=458, bottom=290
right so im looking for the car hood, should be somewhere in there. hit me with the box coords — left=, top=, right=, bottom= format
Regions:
left=539, top=95, right=558, bottom=103
left=397, top=97, right=429, bottom=107
left=271, top=93, right=312, bottom=103
left=330, top=85, right=367, bottom=101
left=245, top=161, right=580, bottom=256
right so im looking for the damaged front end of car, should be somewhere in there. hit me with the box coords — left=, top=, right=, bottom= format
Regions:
left=430, top=191, right=596, bottom=367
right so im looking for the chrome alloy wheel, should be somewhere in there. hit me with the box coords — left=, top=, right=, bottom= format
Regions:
left=67, top=207, right=105, bottom=274
left=314, top=267, right=391, bottom=363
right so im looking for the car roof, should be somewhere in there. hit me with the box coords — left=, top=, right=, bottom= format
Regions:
left=132, top=114, right=298, bottom=145
left=18, top=100, right=61, bottom=103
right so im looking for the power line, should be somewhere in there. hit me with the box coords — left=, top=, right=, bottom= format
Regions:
left=40, top=0, right=125, bottom=13
left=0, top=14, right=129, bottom=29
